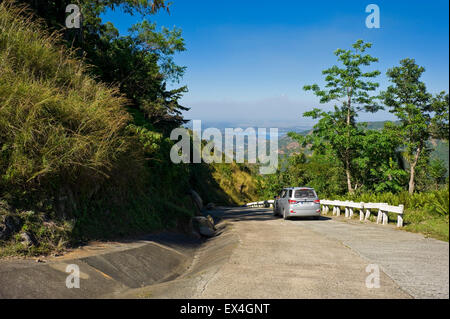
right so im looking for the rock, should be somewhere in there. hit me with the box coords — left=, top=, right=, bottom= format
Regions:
left=192, top=216, right=215, bottom=238
left=190, top=230, right=202, bottom=239
left=190, top=190, right=203, bottom=212
left=20, top=232, right=36, bottom=247
left=206, top=215, right=216, bottom=230
left=0, top=225, right=8, bottom=239
left=198, top=226, right=215, bottom=237
left=206, top=203, right=216, bottom=210
left=5, top=215, right=20, bottom=231
left=0, top=215, right=21, bottom=240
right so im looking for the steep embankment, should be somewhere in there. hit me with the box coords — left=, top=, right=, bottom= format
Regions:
left=0, top=2, right=260, bottom=257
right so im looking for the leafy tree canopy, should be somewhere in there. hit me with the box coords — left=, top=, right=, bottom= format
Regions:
left=18, top=0, right=188, bottom=131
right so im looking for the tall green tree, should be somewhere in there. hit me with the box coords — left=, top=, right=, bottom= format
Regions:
left=429, top=159, right=447, bottom=190
left=430, top=92, right=449, bottom=141
left=381, top=58, right=449, bottom=194
left=353, top=123, right=406, bottom=192
left=299, top=40, right=381, bottom=194
left=17, top=0, right=188, bottom=131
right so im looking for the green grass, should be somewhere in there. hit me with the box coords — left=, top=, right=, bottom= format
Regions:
left=403, top=209, right=449, bottom=241
left=0, top=1, right=132, bottom=203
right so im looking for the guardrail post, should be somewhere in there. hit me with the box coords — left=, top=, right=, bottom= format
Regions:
left=336, top=206, right=341, bottom=216
left=376, top=209, right=382, bottom=224
left=397, top=205, right=404, bottom=227
left=349, top=208, right=354, bottom=218
left=382, top=211, right=388, bottom=225
left=345, top=207, right=349, bottom=218
left=365, top=209, right=371, bottom=221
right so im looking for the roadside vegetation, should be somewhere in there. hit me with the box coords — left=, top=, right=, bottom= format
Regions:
left=0, top=1, right=254, bottom=257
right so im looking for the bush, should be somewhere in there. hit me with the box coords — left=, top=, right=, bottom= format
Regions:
left=0, top=1, right=132, bottom=206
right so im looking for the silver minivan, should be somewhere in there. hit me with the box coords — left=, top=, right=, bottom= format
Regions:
left=273, top=187, right=321, bottom=220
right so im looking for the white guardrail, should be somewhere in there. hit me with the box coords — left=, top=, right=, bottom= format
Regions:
left=246, top=200, right=274, bottom=208
left=320, top=200, right=404, bottom=227
left=246, top=199, right=404, bottom=227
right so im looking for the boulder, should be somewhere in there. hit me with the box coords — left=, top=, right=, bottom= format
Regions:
left=190, top=230, right=202, bottom=239
left=192, top=216, right=215, bottom=238
left=0, top=222, right=8, bottom=240
left=198, top=225, right=215, bottom=237
left=0, top=214, right=21, bottom=240
left=206, top=215, right=216, bottom=230
left=19, top=232, right=37, bottom=247
left=189, top=190, right=203, bottom=215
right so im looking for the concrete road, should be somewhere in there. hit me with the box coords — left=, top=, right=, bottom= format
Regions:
left=1, top=207, right=447, bottom=299
left=123, top=207, right=448, bottom=299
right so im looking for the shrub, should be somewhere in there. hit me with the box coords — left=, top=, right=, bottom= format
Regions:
left=0, top=1, right=132, bottom=206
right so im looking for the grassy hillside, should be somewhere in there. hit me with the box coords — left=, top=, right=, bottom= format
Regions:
left=210, top=163, right=260, bottom=205
left=0, top=3, right=259, bottom=257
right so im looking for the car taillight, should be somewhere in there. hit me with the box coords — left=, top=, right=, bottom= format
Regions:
left=314, top=199, right=320, bottom=204
left=288, top=200, right=297, bottom=204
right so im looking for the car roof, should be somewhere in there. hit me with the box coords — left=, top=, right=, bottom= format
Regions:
left=284, top=187, right=314, bottom=190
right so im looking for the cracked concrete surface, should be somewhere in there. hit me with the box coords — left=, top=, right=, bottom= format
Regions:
left=126, top=207, right=447, bottom=299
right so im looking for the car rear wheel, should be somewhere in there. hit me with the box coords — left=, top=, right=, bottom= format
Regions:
left=283, top=208, right=288, bottom=220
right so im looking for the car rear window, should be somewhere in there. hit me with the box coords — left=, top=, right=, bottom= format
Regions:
left=294, top=189, right=316, bottom=198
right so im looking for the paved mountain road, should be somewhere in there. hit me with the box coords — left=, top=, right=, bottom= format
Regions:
left=2, top=207, right=446, bottom=299
left=123, top=207, right=448, bottom=299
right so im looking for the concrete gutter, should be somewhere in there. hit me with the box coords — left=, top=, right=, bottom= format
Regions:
left=0, top=232, right=201, bottom=299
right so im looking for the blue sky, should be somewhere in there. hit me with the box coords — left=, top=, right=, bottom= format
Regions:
left=101, top=0, right=449, bottom=128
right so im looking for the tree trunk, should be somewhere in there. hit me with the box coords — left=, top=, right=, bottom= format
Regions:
left=345, top=93, right=354, bottom=194
left=408, top=146, right=422, bottom=195
left=408, top=163, right=416, bottom=195
left=345, top=157, right=354, bottom=194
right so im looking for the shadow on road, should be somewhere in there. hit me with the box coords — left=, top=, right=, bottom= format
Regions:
left=213, top=207, right=332, bottom=223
